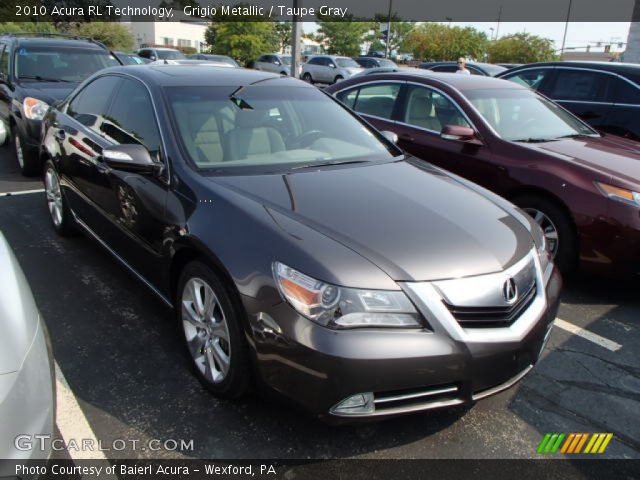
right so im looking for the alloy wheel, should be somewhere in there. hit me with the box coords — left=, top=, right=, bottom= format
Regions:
left=44, top=168, right=63, bottom=227
left=181, top=277, right=231, bottom=384
left=523, top=207, right=559, bottom=258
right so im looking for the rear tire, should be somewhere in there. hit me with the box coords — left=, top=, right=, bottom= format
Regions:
left=513, top=194, right=578, bottom=274
left=44, top=161, right=76, bottom=236
left=13, top=129, right=40, bottom=177
left=176, top=261, right=251, bottom=399
left=303, top=72, right=314, bottom=84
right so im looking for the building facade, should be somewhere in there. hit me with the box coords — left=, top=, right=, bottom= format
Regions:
left=124, top=20, right=208, bottom=52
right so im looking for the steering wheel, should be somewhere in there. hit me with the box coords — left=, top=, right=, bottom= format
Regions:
left=291, top=130, right=324, bottom=148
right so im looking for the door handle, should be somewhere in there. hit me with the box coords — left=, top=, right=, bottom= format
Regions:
left=54, top=129, right=65, bottom=141
left=399, top=133, right=414, bottom=142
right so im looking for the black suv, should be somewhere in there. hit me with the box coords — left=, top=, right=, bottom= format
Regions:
left=497, top=61, right=640, bottom=141
left=0, top=33, right=120, bottom=175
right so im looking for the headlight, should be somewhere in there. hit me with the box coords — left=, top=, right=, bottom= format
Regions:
left=23, top=97, right=49, bottom=120
left=595, top=181, right=640, bottom=208
left=273, top=262, right=422, bottom=329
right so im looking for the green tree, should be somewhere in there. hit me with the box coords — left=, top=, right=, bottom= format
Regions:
left=274, top=22, right=292, bottom=53
left=316, top=16, right=372, bottom=57
left=403, top=23, right=488, bottom=61
left=73, top=22, right=133, bottom=50
left=0, top=22, right=57, bottom=33
left=487, top=33, right=557, bottom=63
left=205, top=22, right=278, bottom=66
left=365, top=16, right=414, bottom=56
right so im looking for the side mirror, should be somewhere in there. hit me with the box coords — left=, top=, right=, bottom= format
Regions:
left=102, top=144, right=160, bottom=174
left=274, top=60, right=281, bottom=65
left=381, top=130, right=398, bottom=144
left=150, top=55, right=156, bottom=61
left=329, top=63, right=336, bottom=68
left=440, top=125, right=481, bottom=144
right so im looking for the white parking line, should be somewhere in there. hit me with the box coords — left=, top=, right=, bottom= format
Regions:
left=55, top=362, right=107, bottom=460
left=0, top=189, right=44, bottom=197
left=554, top=318, right=622, bottom=352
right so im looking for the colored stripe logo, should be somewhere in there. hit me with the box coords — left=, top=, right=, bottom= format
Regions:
left=537, top=433, right=613, bottom=454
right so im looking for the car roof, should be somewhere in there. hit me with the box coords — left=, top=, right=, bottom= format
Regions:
left=502, top=61, right=640, bottom=76
left=347, top=71, right=529, bottom=91
left=3, top=37, right=105, bottom=50
left=98, top=65, right=310, bottom=88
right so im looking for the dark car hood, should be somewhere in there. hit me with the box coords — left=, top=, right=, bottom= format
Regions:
left=520, top=135, right=640, bottom=185
left=19, top=81, right=78, bottom=104
left=212, top=160, right=533, bottom=282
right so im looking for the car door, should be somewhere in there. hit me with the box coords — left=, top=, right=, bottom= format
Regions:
left=603, top=75, right=640, bottom=140
left=0, top=43, right=10, bottom=132
left=53, top=75, right=122, bottom=234
left=543, top=68, right=612, bottom=133
left=86, top=76, right=170, bottom=283
left=392, top=84, right=500, bottom=190
left=335, top=81, right=403, bottom=133
left=255, top=55, right=268, bottom=71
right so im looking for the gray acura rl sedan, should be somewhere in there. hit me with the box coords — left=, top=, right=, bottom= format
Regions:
left=40, top=66, right=561, bottom=420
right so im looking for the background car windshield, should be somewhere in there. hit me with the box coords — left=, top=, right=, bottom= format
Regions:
left=166, top=85, right=397, bottom=171
left=16, top=46, right=119, bottom=82
left=279, top=56, right=292, bottom=65
left=465, top=88, right=596, bottom=141
left=378, top=59, right=396, bottom=67
left=157, top=50, right=186, bottom=60
left=336, top=58, right=360, bottom=68
left=479, top=64, right=507, bottom=76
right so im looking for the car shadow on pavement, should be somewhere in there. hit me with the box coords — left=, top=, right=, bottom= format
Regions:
left=0, top=194, right=469, bottom=460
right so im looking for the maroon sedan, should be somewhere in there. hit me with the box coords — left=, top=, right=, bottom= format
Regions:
left=326, top=72, right=640, bottom=276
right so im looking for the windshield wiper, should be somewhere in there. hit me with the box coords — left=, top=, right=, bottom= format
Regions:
left=555, top=133, right=598, bottom=139
left=512, top=137, right=557, bottom=143
left=291, top=159, right=368, bottom=170
left=19, top=75, right=72, bottom=83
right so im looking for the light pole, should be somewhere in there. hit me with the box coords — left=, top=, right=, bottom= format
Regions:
left=291, top=0, right=302, bottom=78
left=384, top=0, right=393, bottom=58
left=560, top=0, right=573, bottom=57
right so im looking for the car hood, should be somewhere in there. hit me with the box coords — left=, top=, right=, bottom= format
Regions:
left=213, top=159, right=534, bottom=282
left=520, top=134, right=640, bottom=186
left=0, top=233, right=40, bottom=375
left=19, top=81, right=78, bottom=105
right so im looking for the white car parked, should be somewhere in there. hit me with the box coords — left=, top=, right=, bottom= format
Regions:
left=300, top=55, right=364, bottom=84
left=254, top=53, right=298, bottom=76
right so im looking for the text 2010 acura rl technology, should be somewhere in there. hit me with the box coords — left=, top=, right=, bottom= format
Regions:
left=40, top=66, right=561, bottom=419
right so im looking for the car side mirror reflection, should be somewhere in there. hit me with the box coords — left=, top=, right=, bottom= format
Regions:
left=102, top=144, right=161, bottom=174
left=440, top=125, right=481, bottom=144
left=329, top=63, right=336, bottom=68
left=381, top=130, right=398, bottom=144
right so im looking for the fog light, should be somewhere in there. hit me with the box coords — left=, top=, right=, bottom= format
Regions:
left=330, top=392, right=375, bottom=415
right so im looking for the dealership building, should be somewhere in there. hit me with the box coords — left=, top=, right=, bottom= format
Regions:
left=124, top=17, right=208, bottom=51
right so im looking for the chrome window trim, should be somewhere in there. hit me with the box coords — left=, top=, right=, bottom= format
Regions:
left=401, top=249, right=547, bottom=344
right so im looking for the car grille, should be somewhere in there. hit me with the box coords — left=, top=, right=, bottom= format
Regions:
left=444, top=283, right=537, bottom=328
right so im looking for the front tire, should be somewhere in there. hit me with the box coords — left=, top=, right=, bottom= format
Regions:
left=14, top=130, right=40, bottom=177
left=333, top=75, right=344, bottom=84
left=44, top=161, right=76, bottom=236
left=177, top=261, right=251, bottom=399
left=514, top=194, right=577, bottom=274
left=302, top=72, right=314, bottom=84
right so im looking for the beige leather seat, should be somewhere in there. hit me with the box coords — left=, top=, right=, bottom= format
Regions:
left=227, top=109, right=285, bottom=160
left=173, top=102, right=225, bottom=166
left=406, top=94, right=441, bottom=131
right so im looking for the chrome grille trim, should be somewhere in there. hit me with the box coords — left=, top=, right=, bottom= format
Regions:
left=400, top=249, right=547, bottom=343
left=374, top=386, right=458, bottom=404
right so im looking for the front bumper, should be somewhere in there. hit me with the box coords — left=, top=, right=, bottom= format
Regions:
left=248, top=260, right=561, bottom=420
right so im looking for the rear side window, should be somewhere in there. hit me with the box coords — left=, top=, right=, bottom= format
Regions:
left=0, top=44, right=8, bottom=76
left=68, top=75, right=121, bottom=133
left=548, top=69, right=608, bottom=101
left=336, top=88, right=359, bottom=109
left=432, top=65, right=458, bottom=73
left=609, top=77, right=640, bottom=104
left=105, top=78, right=161, bottom=156
left=349, top=83, right=401, bottom=119
left=503, top=68, right=550, bottom=90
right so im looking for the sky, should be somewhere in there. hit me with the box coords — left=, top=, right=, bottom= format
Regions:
left=302, top=22, right=633, bottom=52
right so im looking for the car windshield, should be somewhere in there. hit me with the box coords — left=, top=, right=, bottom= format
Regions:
left=166, top=85, right=399, bottom=172
left=478, top=64, right=507, bottom=76
left=335, top=57, right=360, bottom=68
left=15, top=45, right=119, bottom=82
left=464, top=88, right=597, bottom=141
left=279, top=56, right=291, bottom=65
left=157, top=50, right=186, bottom=60
left=378, top=59, right=397, bottom=67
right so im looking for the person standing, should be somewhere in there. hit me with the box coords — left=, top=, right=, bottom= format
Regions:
left=456, top=57, right=471, bottom=75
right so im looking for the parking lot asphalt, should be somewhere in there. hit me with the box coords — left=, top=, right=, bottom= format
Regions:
left=1, top=143, right=639, bottom=460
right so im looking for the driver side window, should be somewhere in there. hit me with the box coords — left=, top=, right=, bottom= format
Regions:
left=403, top=86, right=470, bottom=132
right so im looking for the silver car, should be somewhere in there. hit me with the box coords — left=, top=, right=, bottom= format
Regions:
left=254, top=53, right=297, bottom=76
left=0, top=231, right=54, bottom=462
left=301, top=55, right=364, bottom=84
